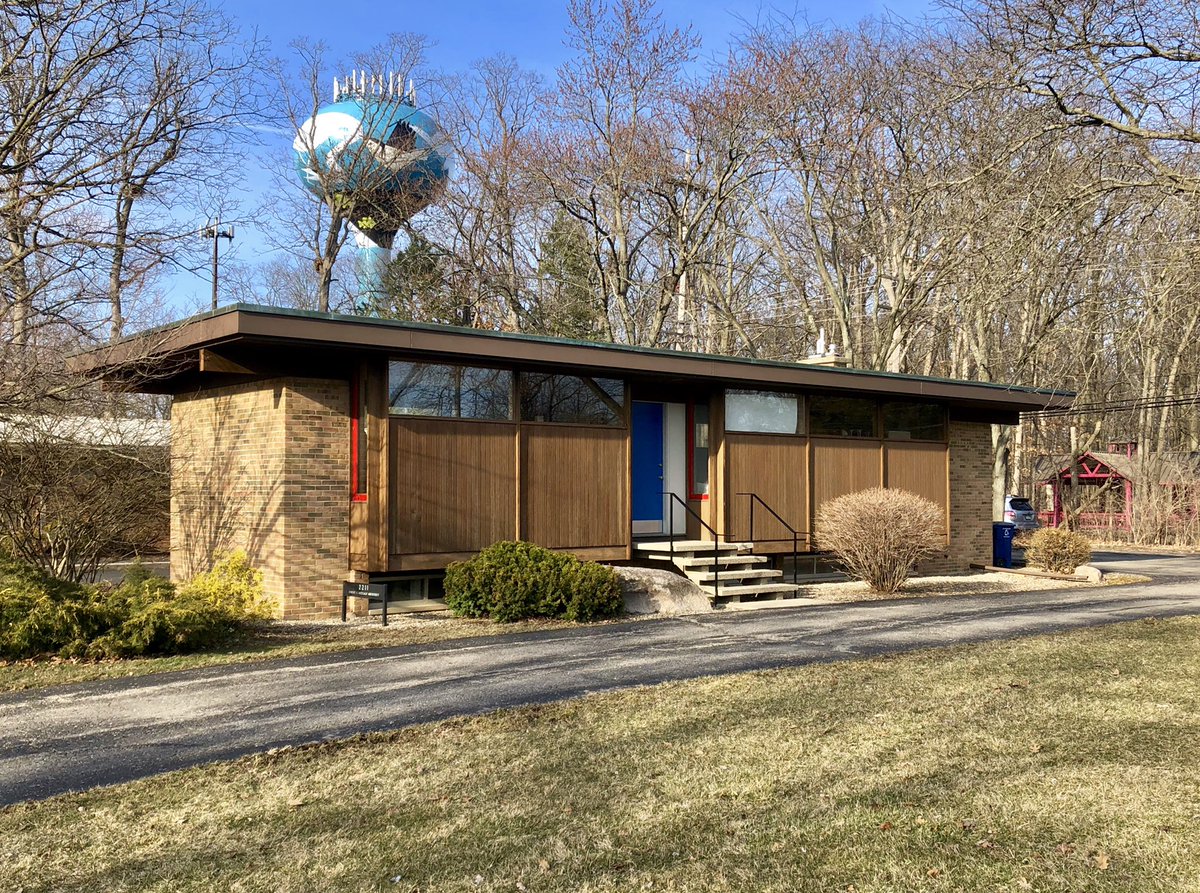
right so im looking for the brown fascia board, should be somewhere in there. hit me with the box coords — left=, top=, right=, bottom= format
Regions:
left=75, top=305, right=1075, bottom=412
left=69, top=311, right=241, bottom=378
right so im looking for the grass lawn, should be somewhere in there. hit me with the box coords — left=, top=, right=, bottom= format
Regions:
left=4, top=617, right=1199, bottom=893
left=0, top=614, right=590, bottom=693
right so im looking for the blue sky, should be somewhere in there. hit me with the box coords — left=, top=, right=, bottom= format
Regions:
left=166, top=0, right=935, bottom=314
left=234, top=0, right=936, bottom=74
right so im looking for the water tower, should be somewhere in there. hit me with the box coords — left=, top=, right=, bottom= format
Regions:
left=293, top=72, right=451, bottom=300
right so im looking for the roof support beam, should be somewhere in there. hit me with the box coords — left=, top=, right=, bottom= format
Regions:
left=198, top=348, right=258, bottom=375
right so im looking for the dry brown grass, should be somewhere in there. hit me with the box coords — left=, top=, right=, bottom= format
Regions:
left=3, top=617, right=1198, bottom=893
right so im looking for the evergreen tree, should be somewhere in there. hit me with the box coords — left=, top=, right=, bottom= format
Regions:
left=535, top=211, right=604, bottom=339
left=368, top=232, right=465, bottom=324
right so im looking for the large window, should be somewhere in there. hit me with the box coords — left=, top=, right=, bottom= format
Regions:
left=519, top=373, right=624, bottom=425
left=725, top=389, right=803, bottom=434
left=809, top=395, right=878, bottom=437
left=882, top=401, right=946, bottom=441
left=388, top=361, right=512, bottom=420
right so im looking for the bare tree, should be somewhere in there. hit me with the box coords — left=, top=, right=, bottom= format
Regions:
left=423, top=54, right=548, bottom=330
left=0, top=412, right=168, bottom=582
left=534, top=0, right=700, bottom=345
left=950, top=0, right=1200, bottom=190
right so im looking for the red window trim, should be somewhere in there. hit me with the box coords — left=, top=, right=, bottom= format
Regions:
left=350, top=373, right=367, bottom=503
left=687, top=401, right=709, bottom=501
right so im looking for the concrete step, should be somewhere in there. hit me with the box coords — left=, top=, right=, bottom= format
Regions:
left=685, top=567, right=783, bottom=583
left=641, top=553, right=771, bottom=568
left=635, top=540, right=751, bottom=554
left=700, top=582, right=804, bottom=598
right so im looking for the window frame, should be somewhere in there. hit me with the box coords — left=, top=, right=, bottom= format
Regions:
left=807, top=394, right=881, bottom=439
left=517, top=372, right=627, bottom=428
left=687, top=400, right=710, bottom=501
left=386, top=360, right=515, bottom=423
left=724, top=388, right=805, bottom=436
left=880, top=400, right=948, bottom=443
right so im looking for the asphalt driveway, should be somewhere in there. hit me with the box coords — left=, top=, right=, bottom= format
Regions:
left=2, top=552, right=1197, bottom=806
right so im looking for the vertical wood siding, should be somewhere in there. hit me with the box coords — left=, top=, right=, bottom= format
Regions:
left=521, top=424, right=628, bottom=548
left=811, top=438, right=884, bottom=514
left=389, top=418, right=517, bottom=554
left=724, top=434, right=809, bottom=543
left=885, top=441, right=950, bottom=532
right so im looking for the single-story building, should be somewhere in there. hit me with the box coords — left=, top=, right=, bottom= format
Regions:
left=75, top=305, right=1072, bottom=618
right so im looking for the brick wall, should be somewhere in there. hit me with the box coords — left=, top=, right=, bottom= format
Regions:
left=920, top=420, right=994, bottom=574
left=170, top=377, right=349, bottom=619
left=281, top=379, right=351, bottom=618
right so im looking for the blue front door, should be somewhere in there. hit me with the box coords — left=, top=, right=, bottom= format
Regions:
left=631, top=402, right=665, bottom=529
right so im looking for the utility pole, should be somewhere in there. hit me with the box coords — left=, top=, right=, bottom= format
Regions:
left=202, top=218, right=235, bottom=311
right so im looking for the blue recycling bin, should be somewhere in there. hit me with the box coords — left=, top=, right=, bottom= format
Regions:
left=992, top=522, right=1017, bottom=568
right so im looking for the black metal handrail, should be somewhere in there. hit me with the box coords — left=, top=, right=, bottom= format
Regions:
left=737, top=492, right=807, bottom=584
left=663, top=491, right=723, bottom=595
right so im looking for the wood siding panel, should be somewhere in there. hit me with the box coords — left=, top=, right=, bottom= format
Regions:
left=811, top=438, right=883, bottom=515
left=724, top=434, right=809, bottom=543
left=389, top=418, right=516, bottom=555
left=886, top=441, right=949, bottom=531
left=521, top=424, right=628, bottom=549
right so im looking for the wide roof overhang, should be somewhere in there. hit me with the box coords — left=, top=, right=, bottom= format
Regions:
left=73, top=304, right=1075, bottom=418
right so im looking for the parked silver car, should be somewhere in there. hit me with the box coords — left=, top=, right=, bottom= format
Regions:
left=1003, top=495, right=1040, bottom=532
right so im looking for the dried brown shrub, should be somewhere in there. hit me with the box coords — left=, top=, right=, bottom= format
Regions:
left=815, top=488, right=945, bottom=593
left=1025, top=528, right=1092, bottom=574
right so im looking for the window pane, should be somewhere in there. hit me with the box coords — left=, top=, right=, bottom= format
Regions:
left=691, top=402, right=710, bottom=497
left=388, top=361, right=511, bottom=420
left=520, top=373, right=624, bottom=425
left=809, top=395, right=878, bottom=437
left=725, top=390, right=801, bottom=434
left=457, top=367, right=514, bottom=420
left=882, top=401, right=946, bottom=440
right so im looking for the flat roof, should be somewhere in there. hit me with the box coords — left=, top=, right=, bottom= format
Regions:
left=74, top=304, right=1075, bottom=412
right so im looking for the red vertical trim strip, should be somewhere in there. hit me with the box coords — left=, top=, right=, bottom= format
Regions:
left=350, top=373, right=367, bottom=502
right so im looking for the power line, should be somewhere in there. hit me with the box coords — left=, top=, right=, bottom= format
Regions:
left=1026, top=391, right=1200, bottom=418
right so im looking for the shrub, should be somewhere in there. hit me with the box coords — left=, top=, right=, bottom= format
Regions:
left=80, top=576, right=236, bottom=659
left=1012, top=530, right=1035, bottom=551
left=178, top=550, right=274, bottom=618
left=0, top=550, right=269, bottom=660
left=815, top=487, right=945, bottom=593
left=444, top=541, right=623, bottom=623
left=1025, top=528, right=1092, bottom=574
left=562, top=561, right=623, bottom=622
left=0, top=561, right=115, bottom=660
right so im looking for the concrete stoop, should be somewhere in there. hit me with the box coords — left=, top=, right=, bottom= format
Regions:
left=634, top=540, right=805, bottom=605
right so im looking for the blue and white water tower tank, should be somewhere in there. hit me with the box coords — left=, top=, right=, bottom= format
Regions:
left=293, top=72, right=452, bottom=297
